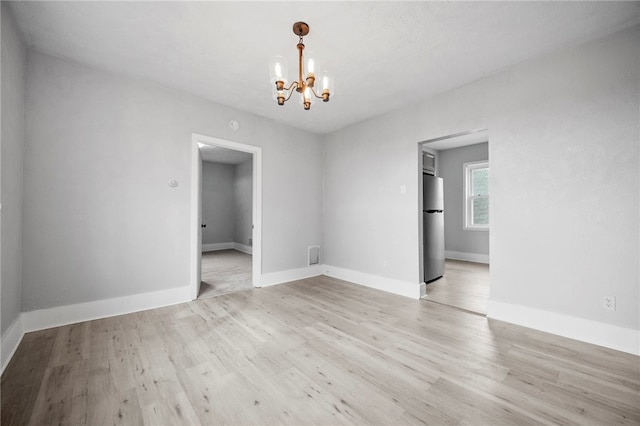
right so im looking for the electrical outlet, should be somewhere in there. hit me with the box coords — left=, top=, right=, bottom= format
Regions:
left=603, top=296, right=616, bottom=311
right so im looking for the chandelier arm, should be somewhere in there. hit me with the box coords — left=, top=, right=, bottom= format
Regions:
left=283, top=84, right=298, bottom=102
left=284, top=81, right=297, bottom=92
left=310, top=87, right=324, bottom=99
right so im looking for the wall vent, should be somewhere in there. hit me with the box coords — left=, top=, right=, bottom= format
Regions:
left=308, top=246, right=320, bottom=266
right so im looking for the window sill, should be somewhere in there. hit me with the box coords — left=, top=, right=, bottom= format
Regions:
left=463, top=226, right=489, bottom=232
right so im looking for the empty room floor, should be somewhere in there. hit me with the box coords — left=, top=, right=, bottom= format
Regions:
left=425, top=259, right=489, bottom=315
left=2, top=276, right=638, bottom=425
left=199, top=249, right=252, bottom=299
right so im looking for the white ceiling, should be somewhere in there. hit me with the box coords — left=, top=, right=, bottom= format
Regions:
left=8, top=1, right=639, bottom=135
left=199, top=144, right=252, bottom=165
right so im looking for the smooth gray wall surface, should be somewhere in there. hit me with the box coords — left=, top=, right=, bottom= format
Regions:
left=1, top=3, right=26, bottom=336
left=201, top=161, right=234, bottom=245
left=323, top=27, right=639, bottom=330
left=438, top=143, right=489, bottom=256
left=22, top=51, right=323, bottom=311
left=234, top=159, right=252, bottom=246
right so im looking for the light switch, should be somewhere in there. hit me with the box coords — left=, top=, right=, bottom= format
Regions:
left=400, top=185, right=407, bottom=194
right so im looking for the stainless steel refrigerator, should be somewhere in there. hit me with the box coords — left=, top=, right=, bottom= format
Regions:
left=423, top=174, right=445, bottom=282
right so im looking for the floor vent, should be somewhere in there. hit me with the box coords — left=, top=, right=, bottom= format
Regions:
left=308, top=246, right=320, bottom=266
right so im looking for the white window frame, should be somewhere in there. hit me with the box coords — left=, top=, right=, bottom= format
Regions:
left=464, top=160, right=489, bottom=231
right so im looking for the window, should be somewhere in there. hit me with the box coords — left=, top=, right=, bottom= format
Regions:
left=464, top=161, right=489, bottom=230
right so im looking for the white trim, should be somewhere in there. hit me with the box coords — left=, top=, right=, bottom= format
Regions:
left=191, top=141, right=203, bottom=300
left=1, top=315, right=25, bottom=374
left=201, top=242, right=252, bottom=254
left=323, top=265, right=423, bottom=300
left=22, top=285, right=192, bottom=333
left=191, top=134, right=262, bottom=300
left=445, top=250, right=490, bottom=264
left=487, top=300, right=640, bottom=356
left=258, top=265, right=324, bottom=287
left=202, top=242, right=234, bottom=252
left=233, top=242, right=253, bottom=255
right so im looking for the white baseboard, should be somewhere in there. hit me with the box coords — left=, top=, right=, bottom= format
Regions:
left=1, top=315, right=25, bottom=374
left=445, top=250, right=489, bottom=264
left=419, top=282, right=427, bottom=298
left=233, top=242, right=252, bottom=255
left=22, top=285, right=192, bottom=333
left=202, top=242, right=234, bottom=252
left=487, top=300, right=640, bottom=356
left=323, top=265, right=423, bottom=300
left=259, top=264, right=324, bottom=287
left=202, top=242, right=253, bottom=255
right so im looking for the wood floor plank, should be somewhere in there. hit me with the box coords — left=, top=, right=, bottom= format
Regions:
left=141, top=391, right=201, bottom=426
left=48, top=322, right=91, bottom=368
left=27, top=359, right=89, bottom=425
left=282, top=343, right=406, bottom=424
left=0, top=328, right=57, bottom=426
left=85, top=369, right=143, bottom=425
left=502, top=369, right=640, bottom=425
left=2, top=275, right=639, bottom=425
left=273, top=366, right=365, bottom=425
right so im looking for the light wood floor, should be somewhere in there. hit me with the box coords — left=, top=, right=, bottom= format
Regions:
left=199, top=249, right=253, bottom=299
left=2, top=276, right=639, bottom=425
left=425, top=260, right=489, bottom=315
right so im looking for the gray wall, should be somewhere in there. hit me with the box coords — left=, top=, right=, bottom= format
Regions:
left=323, top=27, right=639, bottom=330
left=201, top=162, right=235, bottom=245
left=439, top=143, right=489, bottom=257
left=201, top=159, right=253, bottom=247
left=234, top=159, right=252, bottom=246
left=22, top=51, right=323, bottom=311
left=1, top=3, right=26, bottom=336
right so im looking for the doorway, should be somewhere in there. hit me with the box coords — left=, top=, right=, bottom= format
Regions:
left=190, top=133, right=262, bottom=300
left=199, top=151, right=253, bottom=298
left=419, top=129, right=490, bottom=315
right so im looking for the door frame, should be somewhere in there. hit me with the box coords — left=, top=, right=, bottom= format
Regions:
left=190, top=133, right=263, bottom=300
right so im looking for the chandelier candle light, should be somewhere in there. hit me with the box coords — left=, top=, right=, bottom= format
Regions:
left=270, top=21, right=333, bottom=110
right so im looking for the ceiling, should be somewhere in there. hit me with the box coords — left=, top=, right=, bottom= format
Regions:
left=198, top=143, right=252, bottom=165
left=8, top=2, right=639, bottom=135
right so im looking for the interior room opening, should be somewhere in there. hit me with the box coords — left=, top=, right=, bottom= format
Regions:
left=190, top=134, right=262, bottom=301
left=198, top=144, right=254, bottom=299
left=419, top=129, right=490, bottom=315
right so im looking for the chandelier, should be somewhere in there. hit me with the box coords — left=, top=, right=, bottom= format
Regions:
left=269, top=22, right=333, bottom=110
